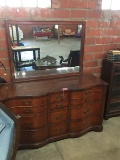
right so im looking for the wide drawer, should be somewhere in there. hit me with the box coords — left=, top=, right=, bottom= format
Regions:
left=49, top=108, right=68, bottom=124
left=48, top=92, right=68, bottom=102
left=9, top=104, right=47, bottom=115
left=20, top=113, right=47, bottom=129
left=71, top=94, right=103, bottom=107
left=70, top=101, right=103, bottom=120
left=70, top=115, right=101, bottom=132
left=49, top=100, right=68, bottom=110
left=3, top=96, right=47, bottom=107
left=49, top=122, right=68, bottom=137
left=19, top=127, right=48, bottom=144
left=71, top=86, right=104, bottom=99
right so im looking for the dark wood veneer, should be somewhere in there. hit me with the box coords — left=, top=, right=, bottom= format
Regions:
left=0, top=74, right=107, bottom=149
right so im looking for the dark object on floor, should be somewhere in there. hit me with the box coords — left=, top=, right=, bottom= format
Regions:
left=41, top=55, right=56, bottom=64
left=59, top=50, right=80, bottom=67
left=0, top=102, right=20, bottom=160
left=0, top=77, right=7, bottom=83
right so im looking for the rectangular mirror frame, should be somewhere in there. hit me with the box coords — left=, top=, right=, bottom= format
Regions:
left=5, top=20, right=86, bottom=82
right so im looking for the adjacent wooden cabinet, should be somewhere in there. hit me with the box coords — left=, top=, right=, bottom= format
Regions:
left=0, top=75, right=107, bottom=149
left=101, top=59, right=120, bottom=119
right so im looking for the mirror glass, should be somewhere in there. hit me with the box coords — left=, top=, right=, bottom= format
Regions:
left=6, top=21, right=85, bottom=82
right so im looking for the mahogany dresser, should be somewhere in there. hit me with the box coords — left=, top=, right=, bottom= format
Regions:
left=0, top=74, right=107, bottom=149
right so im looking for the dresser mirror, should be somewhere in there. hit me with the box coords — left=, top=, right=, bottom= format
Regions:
left=5, top=20, right=86, bottom=82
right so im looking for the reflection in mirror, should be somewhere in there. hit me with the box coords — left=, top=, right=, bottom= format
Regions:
left=6, top=21, right=85, bottom=82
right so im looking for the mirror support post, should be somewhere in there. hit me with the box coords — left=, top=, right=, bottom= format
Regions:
left=16, top=25, right=20, bottom=46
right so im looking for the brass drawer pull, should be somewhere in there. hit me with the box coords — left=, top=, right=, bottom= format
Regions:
left=56, top=128, right=62, bottom=133
left=23, top=108, right=32, bottom=113
left=32, top=135, right=35, bottom=138
left=84, top=99, right=89, bottom=103
left=83, top=109, right=89, bottom=114
left=55, top=95, right=62, bottom=100
left=82, top=122, right=88, bottom=127
left=85, top=90, right=91, bottom=95
left=56, top=104, right=62, bottom=108
left=24, top=122, right=32, bottom=125
left=22, top=100, right=32, bottom=105
left=54, top=114, right=64, bottom=120
left=84, top=98, right=93, bottom=103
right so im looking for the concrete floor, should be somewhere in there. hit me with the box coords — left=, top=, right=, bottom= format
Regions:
left=14, top=37, right=81, bottom=72
left=22, top=37, right=81, bottom=60
left=16, top=117, right=120, bottom=160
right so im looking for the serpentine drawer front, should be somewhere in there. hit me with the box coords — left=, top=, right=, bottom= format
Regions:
left=1, top=75, right=107, bottom=149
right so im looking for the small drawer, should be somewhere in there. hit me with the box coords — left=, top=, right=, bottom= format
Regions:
left=49, top=101, right=68, bottom=110
left=49, top=122, right=68, bottom=137
left=49, top=108, right=68, bottom=124
left=15, top=104, right=47, bottom=115
left=70, top=101, right=103, bottom=120
left=3, top=96, right=47, bottom=107
left=71, top=87, right=104, bottom=99
left=19, top=127, right=48, bottom=144
left=70, top=115, right=101, bottom=132
left=20, top=113, right=47, bottom=129
left=48, top=92, right=68, bottom=102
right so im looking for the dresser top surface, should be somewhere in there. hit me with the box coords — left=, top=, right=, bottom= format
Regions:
left=0, top=74, right=107, bottom=100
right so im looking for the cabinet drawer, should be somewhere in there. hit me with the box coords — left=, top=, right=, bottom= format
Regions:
left=71, top=87, right=104, bottom=99
left=12, top=104, right=47, bottom=115
left=49, top=122, right=68, bottom=137
left=48, top=92, right=68, bottom=102
left=3, top=96, right=47, bottom=107
left=70, top=115, right=101, bottom=132
left=71, top=94, right=103, bottom=107
left=19, top=127, right=48, bottom=144
left=49, top=108, right=68, bottom=124
left=70, top=101, right=103, bottom=120
left=20, top=113, right=47, bottom=129
left=49, top=100, right=68, bottom=110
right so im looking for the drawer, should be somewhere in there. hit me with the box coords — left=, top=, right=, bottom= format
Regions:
left=20, top=113, right=47, bottom=129
left=49, top=108, right=68, bottom=124
left=19, top=127, right=48, bottom=144
left=3, top=96, right=47, bottom=107
left=48, top=92, right=68, bottom=102
left=49, top=100, right=68, bottom=110
left=71, top=94, right=103, bottom=107
left=70, top=101, right=103, bottom=120
left=71, top=86, right=104, bottom=99
left=49, top=122, right=68, bottom=137
left=70, top=115, right=101, bottom=132
left=12, top=104, right=47, bottom=115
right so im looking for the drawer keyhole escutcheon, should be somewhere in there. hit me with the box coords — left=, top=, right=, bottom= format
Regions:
left=54, top=114, right=64, bottom=120
left=22, top=100, right=32, bottom=105
left=56, top=128, right=62, bottom=133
